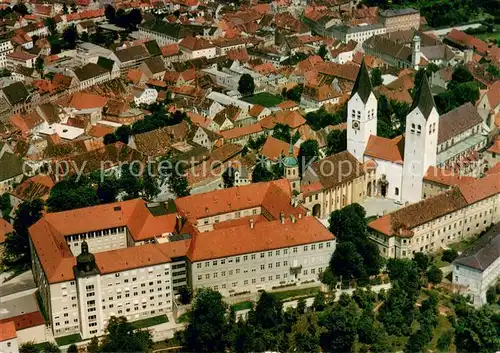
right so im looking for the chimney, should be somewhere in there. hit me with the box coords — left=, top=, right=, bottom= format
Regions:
left=175, top=214, right=183, bottom=234
left=280, top=211, right=285, bottom=224
left=250, top=218, right=254, bottom=229
left=290, top=214, right=296, bottom=223
left=298, top=212, right=302, bottom=219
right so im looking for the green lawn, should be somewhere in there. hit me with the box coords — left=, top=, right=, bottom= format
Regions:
left=55, top=333, right=82, bottom=346
left=130, top=315, right=169, bottom=329
left=448, top=237, right=477, bottom=253
left=429, top=315, right=454, bottom=352
left=272, top=286, right=321, bottom=301
left=241, top=92, right=283, bottom=108
left=176, top=312, right=191, bottom=323
left=231, top=301, right=253, bottom=311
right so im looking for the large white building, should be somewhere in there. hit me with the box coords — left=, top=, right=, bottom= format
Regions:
left=453, top=223, right=500, bottom=307
left=368, top=174, right=500, bottom=258
left=347, top=60, right=487, bottom=205
left=29, top=179, right=335, bottom=340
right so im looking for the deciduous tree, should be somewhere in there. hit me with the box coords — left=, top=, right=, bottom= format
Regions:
left=238, top=74, right=255, bottom=96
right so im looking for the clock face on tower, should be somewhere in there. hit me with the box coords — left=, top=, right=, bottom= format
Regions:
left=352, top=120, right=360, bottom=130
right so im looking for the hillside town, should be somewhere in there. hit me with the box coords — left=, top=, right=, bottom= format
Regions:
left=0, top=0, right=499, bottom=351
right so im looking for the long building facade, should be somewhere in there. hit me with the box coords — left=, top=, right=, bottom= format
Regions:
left=29, top=179, right=335, bottom=340
left=368, top=174, right=500, bottom=258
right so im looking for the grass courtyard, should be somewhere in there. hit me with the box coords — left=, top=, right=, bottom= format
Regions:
left=130, top=315, right=169, bottom=329
left=241, top=92, right=283, bottom=108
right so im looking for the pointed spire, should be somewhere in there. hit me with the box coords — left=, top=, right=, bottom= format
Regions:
left=351, top=58, right=373, bottom=104
left=410, top=73, right=436, bottom=119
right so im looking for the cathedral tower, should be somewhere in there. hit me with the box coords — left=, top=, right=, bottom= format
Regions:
left=401, top=74, right=439, bottom=204
left=347, top=59, right=378, bottom=162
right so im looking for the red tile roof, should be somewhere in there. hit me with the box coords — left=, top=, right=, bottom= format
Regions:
left=174, top=179, right=301, bottom=222
left=0, top=218, right=13, bottom=244
left=188, top=215, right=333, bottom=261
left=260, top=136, right=298, bottom=161
left=458, top=174, right=500, bottom=205
left=88, top=124, right=115, bottom=138
left=259, top=110, right=306, bottom=130
left=0, top=311, right=45, bottom=331
left=179, top=36, right=214, bottom=51
left=0, top=321, right=16, bottom=341
left=69, top=92, right=108, bottom=110
left=364, top=135, right=404, bottom=164
left=220, top=123, right=263, bottom=140
left=424, top=166, right=475, bottom=187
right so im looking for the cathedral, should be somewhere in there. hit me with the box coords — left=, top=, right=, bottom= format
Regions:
left=347, top=60, right=487, bottom=205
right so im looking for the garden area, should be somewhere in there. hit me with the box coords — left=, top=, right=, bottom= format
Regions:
left=130, top=315, right=169, bottom=329
left=241, top=92, right=283, bottom=108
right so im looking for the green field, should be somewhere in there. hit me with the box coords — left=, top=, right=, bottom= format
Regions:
left=272, top=286, right=321, bottom=301
left=231, top=301, right=253, bottom=311
left=241, top=92, right=283, bottom=108
left=55, top=333, right=82, bottom=346
left=130, top=315, right=169, bottom=329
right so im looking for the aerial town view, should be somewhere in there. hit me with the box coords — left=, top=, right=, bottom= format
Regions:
left=0, top=0, right=499, bottom=351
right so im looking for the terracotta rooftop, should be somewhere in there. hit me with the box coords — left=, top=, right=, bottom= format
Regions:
left=69, top=92, right=108, bottom=110
left=220, top=123, right=262, bottom=140
left=0, top=218, right=13, bottom=244
left=369, top=188, right=468, bottom=237
left=10, top=174, right=55, bottom=203
left=188, top=216, right=333, bottom=261
left=364, top=135, right=404, bottom=164
left=260, top=136, right=298, bottom=161
left=424, top=166, right=475, bottom=188
left=0, top=321, right=16, bottom=342
left=259, top=110, right=306, bottom=130
left=0, top=311, right=45, bottom=331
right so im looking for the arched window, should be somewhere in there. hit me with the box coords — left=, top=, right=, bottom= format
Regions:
left=411, top=123, right=415, bottom=133
left=417, top=124, right=422, bottom=135
left=395, top=187, right=399, bottom=196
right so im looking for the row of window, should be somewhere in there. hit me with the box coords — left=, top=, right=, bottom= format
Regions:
left=196, top=242, right=331, bottom=269
left=66, top=227, right=125, bottom=241
left=202, top=208, right=259, bottom=225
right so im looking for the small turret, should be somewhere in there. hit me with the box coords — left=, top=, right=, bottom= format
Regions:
left=283, top=138, right=300, bottom=194
left=74, top=241, right=99, bottom=277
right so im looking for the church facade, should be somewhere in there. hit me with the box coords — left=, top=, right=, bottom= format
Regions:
left=347, top=59, right=487, bottom=206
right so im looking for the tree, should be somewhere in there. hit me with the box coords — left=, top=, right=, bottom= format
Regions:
left=103, top=133, right=118, bottom=145
left=297, top=139, right=319, bottom=176
left=317, top=44, right=328, bottom=59
left=413, top=252, right=430, bottom=274
left=168, top=171, right=190, bottom=197
left=238, top=73, right=255, bottom=96
left=105, top=5, right=116, bottom=23
left=62, top=4, right=69, bottom=14
left=427, top=62, right=440, bottom=75
left=379, top=282, right=415, bottom=336
left=286, top=84, right=303, bottom=102
left=67, top=344, right=78, bottom=353
left=250, top=291, right=283, bottom=330
left=185, top=288, right=228, bottom=352
left=19, top=342, right=40, bottom=353
left=272, top=123, right=291, bottom=142
left=406, top=327, right=433, bottom=353
left=44, top=18, right=57, bottom=35
left=454, top=306, right=500, bottom=353
left=289, top=313, right=324, bottom=353
left=320, top=301, right=360, bottom=353
left=41, top=342, right=61, bottom=353
left=178, top=286, right=193, bottom=305
left=70, top=3, right=78, bottom=13
left=47, top=177, right=99, bottom=212
left=371, top=68, right=383, bottom=87
left=4, top=199, right=44, bottom=265
left=87, top=336, right=100, bottom=353
left=120, top=163, right=142, bottom=199
left=100, top=316, right=153, bottom=352
left=0, top=193, right=12, bottom=219
left=251, top=159, right=273, bottom=183
left=222, top=167, right=235, bottom=188
left=63, top=25, right=78, bottom=49
left=115, top=125, right=131, bottom=144
left=312, top=292, right=326, bottom=312
left=437, top=329, right=453, bottom=352
left=486, top=285, right=497, bottom=304
left=142, top=163, right=160, bottom=200
left=96, top=176, right=120, bottom=204
left=448, top=65, right=474, bottom=89
left=128, top=9, right=143, bottom=28
left=328, top=203, right=367, bottom=243
left=442, top=248, right=458, bottom=263
left=325, top=129, right=347, bottom=156
left=419, top=293, right=439, bottom=329
left=427, top=265, right=443, bottom=285
left=330, top=241, right=366, bottom=278
left=35, top=57, right=44, bottom=76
